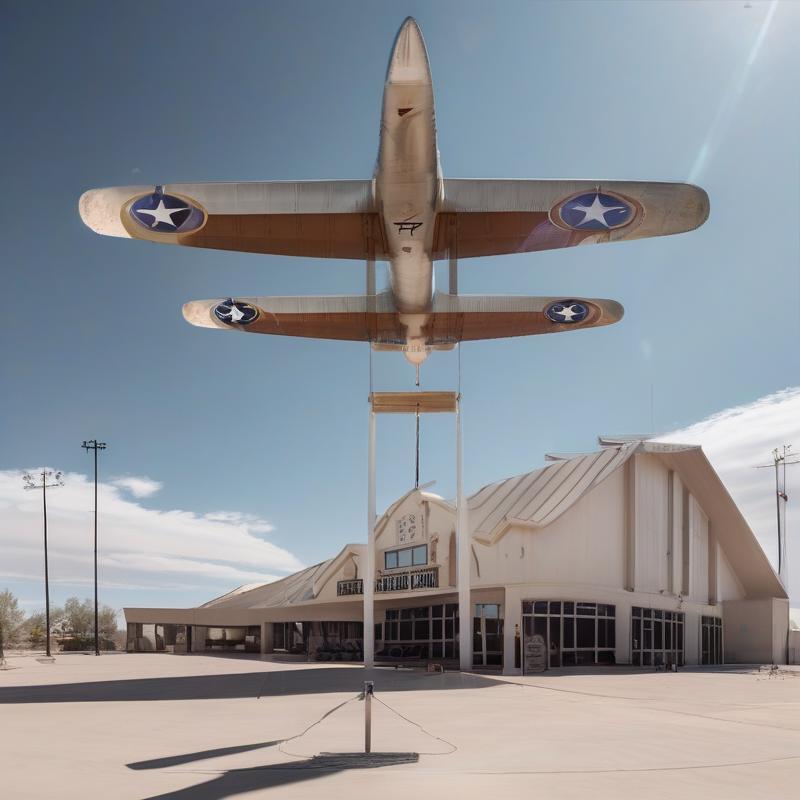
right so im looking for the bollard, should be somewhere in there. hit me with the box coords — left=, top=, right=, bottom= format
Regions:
left=364, top=681, right=374, bottom=753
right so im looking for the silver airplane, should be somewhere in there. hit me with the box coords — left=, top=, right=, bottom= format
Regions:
left=79, top=17, right=709, bottom=366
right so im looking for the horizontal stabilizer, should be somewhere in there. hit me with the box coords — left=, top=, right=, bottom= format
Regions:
left=182, top=291, right=623, bottom=344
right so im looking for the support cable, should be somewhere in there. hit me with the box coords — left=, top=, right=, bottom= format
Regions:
left=372, top=695, right=458, bottom=755
left=276, top=693, right=363, bottom=758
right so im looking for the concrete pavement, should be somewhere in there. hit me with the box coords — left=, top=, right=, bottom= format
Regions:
left=2, top=653, right=800, bottom=799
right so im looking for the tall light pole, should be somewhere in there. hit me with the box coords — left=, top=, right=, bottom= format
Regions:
left=756, top=446, right=799, bottom=587
left=82, top=440, right=107, bottom=656
left=23, top=470, right=64, bottom=659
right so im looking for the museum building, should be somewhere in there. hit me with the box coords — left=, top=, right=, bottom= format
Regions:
left=124, top=438, right=790, bottom=673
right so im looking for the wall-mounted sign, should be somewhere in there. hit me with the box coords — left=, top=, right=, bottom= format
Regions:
left=524, top=633, right=547, bottom=674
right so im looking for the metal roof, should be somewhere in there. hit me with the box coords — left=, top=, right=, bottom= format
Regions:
left=469, top=442, right=639, bottom=541
left=199, top=438, right=785, bottom=607
left=200, top=561, right=331, bottom=610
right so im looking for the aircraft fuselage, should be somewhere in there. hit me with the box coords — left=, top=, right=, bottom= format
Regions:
left=375, top=18, right=439, bottom=316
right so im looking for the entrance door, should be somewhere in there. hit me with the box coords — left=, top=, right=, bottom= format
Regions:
left=473, top=604, right=503, bottom=668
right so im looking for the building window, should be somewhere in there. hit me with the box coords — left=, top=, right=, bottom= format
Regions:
left=379, top=604, right=459, bottom=660
left=473, top=603, right=503, bottom=668
left=631, top=607, right=685, bottom=667
left=521, top=600, right=616, bottom=669
left=384, top=544, right=427, bottom=570
left=205, top=626, right=261, bottom=653
left=701, top=615, right=723, bottom=665
left=272, top=622, right=306, bottom=654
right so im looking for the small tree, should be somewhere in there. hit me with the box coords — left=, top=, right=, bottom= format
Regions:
left=0, top=590, right=25, bottom=647
left=22, top=611, right=47, bottom=648
left=98, top=605, right=118, bottom=640
left=63, top=597, right=93, bottom=638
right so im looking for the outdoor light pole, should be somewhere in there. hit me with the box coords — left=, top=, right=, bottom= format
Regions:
left=755, top=446, right=798, bottom=588
left=81, top=440, right=107, bottom=656
left=23, top=469, right=64, bottom=659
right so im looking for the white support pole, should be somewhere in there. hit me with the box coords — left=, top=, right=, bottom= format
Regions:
left=364, top=408, right=376, bottom=668
left=456, top=396, right=471, bottom=671
left=366, top=259, right=375, bottom=301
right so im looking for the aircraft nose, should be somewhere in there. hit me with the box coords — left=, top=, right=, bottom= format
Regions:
left=386, top=17, right=430, bottom=85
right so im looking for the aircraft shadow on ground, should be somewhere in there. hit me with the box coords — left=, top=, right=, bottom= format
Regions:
left=141, top=752, right=420, bottom=800
left=0, top=666, right=500, bottom=704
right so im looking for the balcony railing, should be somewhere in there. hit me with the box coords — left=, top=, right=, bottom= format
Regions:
left=337, top=579, right=364, bottom=596
left=336, top=566, right=439, bottom=597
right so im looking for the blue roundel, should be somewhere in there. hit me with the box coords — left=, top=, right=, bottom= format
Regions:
left=214, top=299, right=259, bottom=325
left=130, top=190, right=205, bottom=234
left=557, top=192, right=633, bottom=231
left=545, top=300, right=589, bottom=324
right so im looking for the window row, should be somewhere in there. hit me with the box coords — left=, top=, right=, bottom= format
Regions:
left=385, top=604, right=458, bottom=620
left=522, top=600, right=615, bottom=618
left=384, top=545, right=428, bottom=570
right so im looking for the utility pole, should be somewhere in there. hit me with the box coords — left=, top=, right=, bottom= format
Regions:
left=756, top=446, right=799, bottom=587
left=81, top=440, right=107, bottom=656
left=23, top=470, right=64, bottom=659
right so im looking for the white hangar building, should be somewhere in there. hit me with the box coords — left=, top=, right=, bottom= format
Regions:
left=124, top=438, right=790, bottom=673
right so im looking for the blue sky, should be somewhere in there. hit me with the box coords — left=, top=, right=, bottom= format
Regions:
left=2, top=1, right=798, bottom=613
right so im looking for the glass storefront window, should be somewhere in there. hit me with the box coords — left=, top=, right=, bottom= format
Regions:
left=701, top=615, right=723, bottom=664
left=521, top=600, right=616, bottom=670
left=631, top=607, right=685, bottom=667
left=379, top=604, right=460, bottom=662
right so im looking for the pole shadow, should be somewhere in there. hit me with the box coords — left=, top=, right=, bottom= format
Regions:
left=0, top=666, right=498, bottom=704
left=142, top=752, right=420, bottom=799
left=128, top=741, right=284, bottom=771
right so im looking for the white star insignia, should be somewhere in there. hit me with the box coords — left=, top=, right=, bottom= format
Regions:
left=570, top=194, right=627, bottom=228
left=225, top=304, right=245, bottom=323
left=556, top=304, right=580, bottom=321
left=135, top=198, right=189, bottom=228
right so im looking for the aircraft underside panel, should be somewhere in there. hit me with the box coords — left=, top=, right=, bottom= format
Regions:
left=179, top=212, right=388, bottom=259
left=182, top=292, right=623, bottom=344
left=78, top=180, right=387, bottom=258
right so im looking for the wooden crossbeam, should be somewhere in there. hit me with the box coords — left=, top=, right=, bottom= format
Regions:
left=369, top=391, right=458, bottom=414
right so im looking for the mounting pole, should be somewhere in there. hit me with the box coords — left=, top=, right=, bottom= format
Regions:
left=364, top=407, right=376, bottom=667
left=456, top=391, right=471, bottom=671
left=449, top=216, right=458, bottom=295
left=364, top=681, right=374, bottom=753
left=415, top=409, right=420, bottom=489
left=367, top=390, right=469, bottom=671
left=365, top=216, right=376, bottom=308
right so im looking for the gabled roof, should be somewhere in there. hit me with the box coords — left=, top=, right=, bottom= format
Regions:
left=373, top=487, right=454, bottom=538
left=200, top=561, right=331, bottom=609
left=654, top=444, right=786, bottom=599
left=312, top=544, right=365, bottom=596
left=469, top=442, right=637, bottom=542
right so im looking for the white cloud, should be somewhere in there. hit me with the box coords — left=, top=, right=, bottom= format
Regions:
left=112, top=475, right=162, bottom=499
left=661, top=387, right=800, bottom=604
left=0, top=470, right=303, bottom=594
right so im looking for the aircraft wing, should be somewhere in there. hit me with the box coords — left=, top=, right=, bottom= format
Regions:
left=79, top=181, right=385, bottom=260
left=182, top=292, right=623, bottom=344
left=432, top=179, right=709, bottom=259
